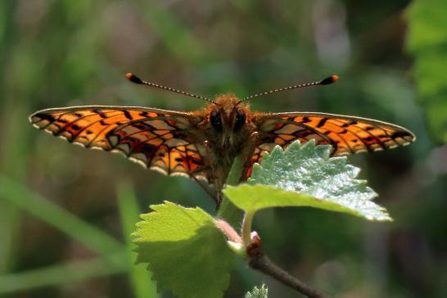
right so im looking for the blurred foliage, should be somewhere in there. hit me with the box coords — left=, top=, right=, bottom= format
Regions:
left=0, top=0, right=446, bottom=297
left=407, top=0, right=447, bottom=143
left=117, top=182, right=157, bottom=298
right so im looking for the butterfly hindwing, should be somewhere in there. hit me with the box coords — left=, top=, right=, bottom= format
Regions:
left=30, top=106, right=208, bottom=179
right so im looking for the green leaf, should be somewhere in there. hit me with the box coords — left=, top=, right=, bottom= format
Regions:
left=224, top=141, right=391, bottom=221
left=245, top=284, right=268, bottom=298
left=132, top=201, right=235, bottom=298
left=407, top=0, right=447, bottom=143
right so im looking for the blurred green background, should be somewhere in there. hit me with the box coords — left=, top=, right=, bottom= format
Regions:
left=0, top=0, right=446, bottom=297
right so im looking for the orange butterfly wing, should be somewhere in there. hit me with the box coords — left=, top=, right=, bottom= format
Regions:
left=248, top=112, right=416, bottom=176
left=30, top=106, right=208, bottom=179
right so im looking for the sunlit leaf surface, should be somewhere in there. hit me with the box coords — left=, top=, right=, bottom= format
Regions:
left=224, top=141, right=391, bottom=221
left=132, top=202, right=234, bottom=298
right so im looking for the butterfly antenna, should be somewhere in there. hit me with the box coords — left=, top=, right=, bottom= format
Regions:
left=126, top=73, right=214, bottom=103
left=239, top=74, right=339, bottom=103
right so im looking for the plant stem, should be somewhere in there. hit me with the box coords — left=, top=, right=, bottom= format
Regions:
left=242, top=210, right=255, bottom=246
left=217, top=155, right=245, bottom=228
left=249, top=252, right=329, bottom=298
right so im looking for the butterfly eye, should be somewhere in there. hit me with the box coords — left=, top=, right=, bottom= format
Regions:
left=210, top=108, right=223, bottom=132
left=234, top=109, right=246, bottom=132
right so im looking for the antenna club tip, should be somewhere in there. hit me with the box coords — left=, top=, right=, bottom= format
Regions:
left=321, top=74, right=339, bottom=85
left=125, top=72, right=143, bottom=84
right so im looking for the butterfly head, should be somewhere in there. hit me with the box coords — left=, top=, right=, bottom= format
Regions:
left=207, top=94, right=250, bottom=146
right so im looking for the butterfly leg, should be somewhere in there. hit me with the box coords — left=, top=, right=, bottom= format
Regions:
left=189, top=172, right=220, bottom=205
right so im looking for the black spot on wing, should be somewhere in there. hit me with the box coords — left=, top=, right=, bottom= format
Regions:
left=316, top=118, right=328, bottom=128
left=123, top=110, right=133, bottom=120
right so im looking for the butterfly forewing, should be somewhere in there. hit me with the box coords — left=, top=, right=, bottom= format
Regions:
left=248, top=112, right=416, bottom=176
left=30, top=106, right=208, bottom=179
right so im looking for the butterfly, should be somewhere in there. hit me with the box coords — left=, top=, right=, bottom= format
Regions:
left=30, top=73, right=415, bottom=204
